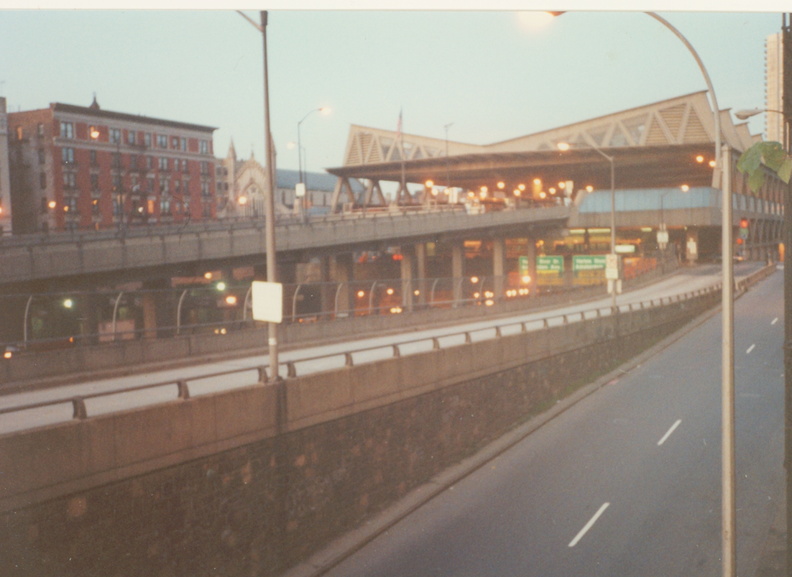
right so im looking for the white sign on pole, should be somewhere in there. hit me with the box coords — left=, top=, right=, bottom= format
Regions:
left=605, top=253, right=620, bottom=280
left=251, top=281, right=283, bottom=323
left=295, top=182, right=306, bottom=198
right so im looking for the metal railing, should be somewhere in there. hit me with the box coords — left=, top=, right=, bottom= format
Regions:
left=0, top=273, right=601, bottom=353
left=0, top=283, right=722, bottom=428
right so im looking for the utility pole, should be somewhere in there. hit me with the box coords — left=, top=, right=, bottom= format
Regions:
left=781, top=12, right=792, bottom=575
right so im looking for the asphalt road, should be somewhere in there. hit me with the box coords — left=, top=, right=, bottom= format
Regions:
left=0, top=263, right=764, bottom=437
left=318, top=268, right=784, bottom=577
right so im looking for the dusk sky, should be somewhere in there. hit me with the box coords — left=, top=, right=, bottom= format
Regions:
left=0, top=4, right=787, bottom=178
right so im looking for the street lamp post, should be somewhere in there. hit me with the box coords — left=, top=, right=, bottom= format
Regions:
left=297, top=107, right=329, bottom=221
left=551, top=12, right=731, bottom=574
left=658, top=185, right=689, bottom=251
left=238, top=10, right=279, bottom=382
left=558, top=141, right=617, bottom=307
left=444, top=122, right=453, bottom=191
left=641, top=16, right=735, bottom=577
left=735, top=105, right=791, bottom=572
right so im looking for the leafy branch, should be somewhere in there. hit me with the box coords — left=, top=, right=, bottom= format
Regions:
left=736, top=141, right=792, bottom=192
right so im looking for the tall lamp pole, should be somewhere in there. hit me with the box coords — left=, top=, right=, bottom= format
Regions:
left=444, top=122, right=454, bottom=191
left=645, top=13, right=734, bottom=576
left=735, top=102, right=791, bottom=573
left=297, top=107, right=329, bottom=220
left=558, top=141, right=617, bottom=308
left=551, top=11, right=730, bottom=574
left=238, top=9, right=279, bottom=381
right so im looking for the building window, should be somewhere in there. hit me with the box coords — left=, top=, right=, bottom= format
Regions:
left=199, top=140, right=209, bottom=154
left=38, top=149, right=45, bottom=164
left=147, top=176, right=155, bottom=193
left=200, top=161, right=210, bottom=176
left=91, top=174, right=99, bottom=191
left=183, top=197, right=190, bottom=215
left=127, top=131, right=136, bottom=145
left=171, top=136, right=179, bottom=149
left=160, top=178, right=170, bottom=195
left=40, top=173, right=47, bottom=189
left=144, top=133, right=151, bottom=148
left=15, top=126, right=23, bottom=140
left=110, top=128, right=121, bottom=144
left=63, top=172, right=77, bottom=189
left=157, top=134, right=168, bottom=149
left=37, top=123, right=44, bottom=137
left=158, top=157, right=169, bottom=171
left=174, top=179, right=181, bottom=193
left=112, top=152, right=122, bottom=169
left=200, top=180, right=211, bottom=197
left=181, top=137, right=187, bottom=151
left=113, top=174, right=122, bottom=192
left=61, top=147, right=75, bottom=165
left=90, top=150, right=98, bottom=167
left=181, top=159, right=188, bottom=173
left=160, top=196, right=171, bottom=215
left=64, top=196, right=78, bottom=214
left=92, top=198, right=101, bottom=215
left=60, top=121, right=74, bottom=139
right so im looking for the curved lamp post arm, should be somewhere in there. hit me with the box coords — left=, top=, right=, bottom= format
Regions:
left=645, top=12, right=721, bottom=175
left=646, top=13, right=733, bottom=577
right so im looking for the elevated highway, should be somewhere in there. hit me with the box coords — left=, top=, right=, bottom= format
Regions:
left=0, top=204, right=569, bottom=288
left=0, top=262, right=763, bottom=435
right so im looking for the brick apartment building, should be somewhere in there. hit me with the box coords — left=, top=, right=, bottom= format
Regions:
left=7, top=97, right=217, bottom=233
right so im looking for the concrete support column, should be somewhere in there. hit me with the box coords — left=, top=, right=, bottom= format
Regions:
left=81, top=292, right=102, bottom=345
left=141, top=292, right=158, bottom=339
left=415, top=242, right=427, bottom=307
left=452, top=242, right=464, bottom=306
left=142, top=278, right=171, bottom=339
left=400, top=246, right=415, bottom=312
left=278, top=261, right=297, bottom=323
left=492, top=237, right=506, bottom=301
left=319, top=255, right=334, bottom=320
left=331, top=253, right=354, bottom=317
left=525, top=236, right=537, bottom=295
left=685, top=228, right=700, bottom=264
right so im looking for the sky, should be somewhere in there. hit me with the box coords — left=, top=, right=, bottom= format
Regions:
left=0, top=6, right=787, bottom=179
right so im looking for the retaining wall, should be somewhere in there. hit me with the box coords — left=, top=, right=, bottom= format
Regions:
left=0, top=280, right=732, bottom=577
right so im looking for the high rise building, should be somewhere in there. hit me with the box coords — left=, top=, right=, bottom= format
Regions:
left=765, top=31, right=785, bottom=143
left=0, top=97, right=11, bottom=235
left=7, top=98, right=217, bottom=234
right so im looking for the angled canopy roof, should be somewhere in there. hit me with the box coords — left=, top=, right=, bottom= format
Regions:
left=327, top=92, right=760, bottom=196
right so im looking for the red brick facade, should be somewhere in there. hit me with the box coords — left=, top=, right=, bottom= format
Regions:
left=8, top=101, right=217, bottom=233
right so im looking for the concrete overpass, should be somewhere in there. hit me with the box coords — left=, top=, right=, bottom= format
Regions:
left=0, top=203, right=570, bottom=290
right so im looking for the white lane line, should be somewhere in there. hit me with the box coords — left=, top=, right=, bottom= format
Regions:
left=746, top=344, right=756, bottom=354
left=569, top=502, right=610, bottom=548
left=772, top=317, right=779, bottom=325
left=658, top=419, right=682, bottom=446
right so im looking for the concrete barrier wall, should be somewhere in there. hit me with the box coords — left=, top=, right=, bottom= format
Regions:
left=0, top=282, right=726, bottom=577
left=5, top=268, right=678, bottom=386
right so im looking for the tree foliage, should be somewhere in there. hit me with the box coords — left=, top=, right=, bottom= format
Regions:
left=736, top=141, right=792, bottom=192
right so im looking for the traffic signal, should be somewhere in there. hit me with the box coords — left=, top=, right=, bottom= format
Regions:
left=738, top=218, right=749, bottom=241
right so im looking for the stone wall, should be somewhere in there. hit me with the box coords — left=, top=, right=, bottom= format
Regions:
left=0, top=286, right=722, bottom=577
